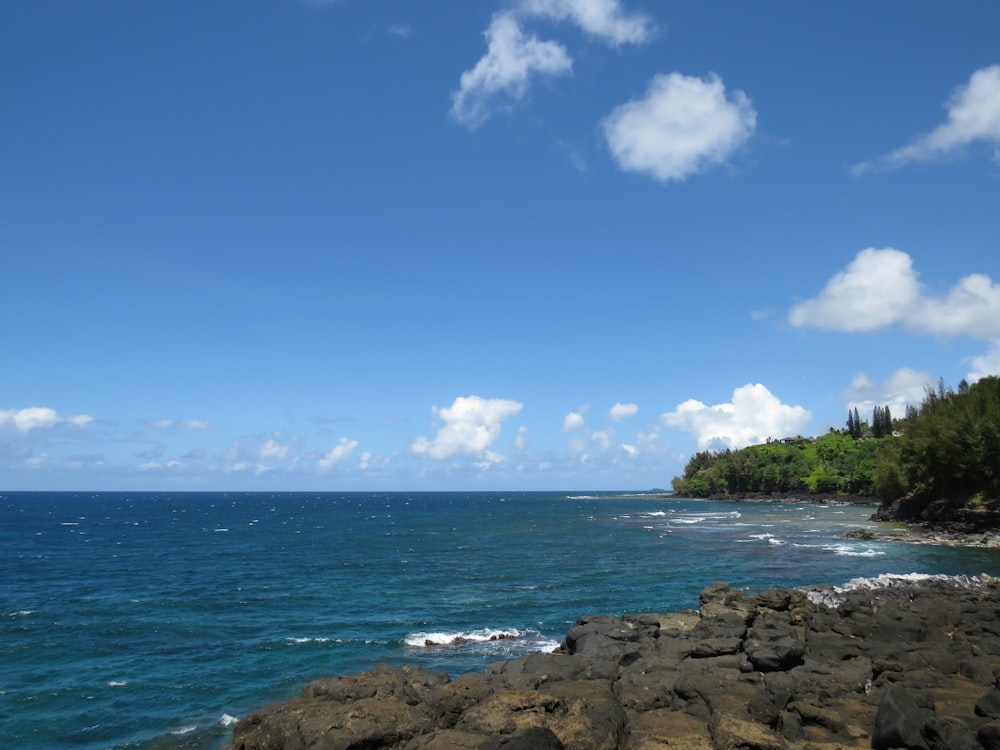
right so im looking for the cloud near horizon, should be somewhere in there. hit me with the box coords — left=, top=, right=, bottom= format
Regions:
left=840, top=368, right=934, bottom=420
left=602, top=72, right=756, bottom=183
left=0, top=406, right=93, bottom=432
left=411, top=395, right=524, bottom=460
left=852, top=64, right=1000, bottom=174
left=660, top=384, right=811, bottom=451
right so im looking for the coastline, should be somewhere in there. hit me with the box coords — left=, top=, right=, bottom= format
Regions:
left=671, top=492, right=1000, bottom=550
left=227, top=575, right=1000, bottom=750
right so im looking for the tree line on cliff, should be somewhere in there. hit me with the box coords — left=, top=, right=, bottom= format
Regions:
left=671, top=375, right=1000, bottom=506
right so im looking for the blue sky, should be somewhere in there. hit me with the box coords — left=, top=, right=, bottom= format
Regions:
left=2, top=0, right=999, bottom=491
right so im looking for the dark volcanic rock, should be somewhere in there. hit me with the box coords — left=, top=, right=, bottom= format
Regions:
left=228, top=577, right=1000, bottom=750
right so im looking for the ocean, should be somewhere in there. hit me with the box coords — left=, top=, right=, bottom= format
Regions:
left=3, top=490, right=999, bottom=750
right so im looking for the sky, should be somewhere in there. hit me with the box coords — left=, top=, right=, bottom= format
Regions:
left=2, top=0, right=999, bottom=491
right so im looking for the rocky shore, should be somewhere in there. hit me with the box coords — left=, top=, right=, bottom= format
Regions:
left=227, top=575, right=1000, bottom=750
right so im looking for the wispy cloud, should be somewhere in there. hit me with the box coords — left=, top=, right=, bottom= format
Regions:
left=852, top=64, right=1000, bottom=174
left=661, top=384, right=810, bottom=450
left=451, top=0, right=652, bottom=129
left=518, top=0, right=654, bottom=45
left=318, top=437, right=359, bottom=470
left=450, top=14, right=573, bottom=129
left=602, top=72, right=756, bottom=183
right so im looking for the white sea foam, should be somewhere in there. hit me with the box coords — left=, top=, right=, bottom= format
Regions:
left=171, top=726, right=197, bottom=735
left=214, top=528, right=229, bottom=532
left=8, top=610, right=35, bottom=617
left=220, top=713, right=239, bottom=727
left=107, top=680, right=128, bottom=687
left=824, top=544, right=885, bottom=557
left=804, top=573, right=997, bottom=608
left=406, top=627, right=523, bottom=648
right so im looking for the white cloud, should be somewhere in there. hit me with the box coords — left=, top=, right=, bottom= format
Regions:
left=591, top=430, right=611, bottom=450
left=0, top=406, right=93, bottom=432
left=259, top=439, right=292, bottom=460
left=852, top=64, right=1000, bottom=174
left=967, top=340, right=1000, bottom=383
left=602, top=72, right=756, bottom=183
left=609, top=402, right=638, bottom=419
left=150, top=418, right=211, bottom=432
left=661, top=384, right=811, bottom=450
left=563, top=409, right=587, bottom=431
left=788, top=247, right=1000, bottom=338
left=788, top=248, right=920, bottom=332
left=451, top=13, right=573, bottom=129
left=411, top=395, right=523, bottom=459
left=840, top=368, right=933, bottom=419
left=318, top=437, right=359, bottom=470
left=518, top=0, right=654, bottom=45
left=621, top=442, right=638, bottom=456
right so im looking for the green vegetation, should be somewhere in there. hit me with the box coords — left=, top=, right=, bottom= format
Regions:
left=672, top=376, right=1000, bottom=508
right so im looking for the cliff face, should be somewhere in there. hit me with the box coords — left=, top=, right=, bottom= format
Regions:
left=228, top=577, right=1000, bottom=750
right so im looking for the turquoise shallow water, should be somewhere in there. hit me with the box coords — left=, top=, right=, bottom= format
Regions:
left=3, top=490, right=999, bottom=750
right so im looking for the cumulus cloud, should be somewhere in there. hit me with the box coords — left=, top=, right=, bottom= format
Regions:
left=840, top=368, right=933, bottom=419
left=563, top=408, right=587, bottom=431
left=788, top=247, right=1000, bottom=338
left=411, top=395, right=523, bottom=459
left=609, top=402, right=638, bottom=419
left=602, top=72, right=756, bottom=183
left=451, top=13, right=572, bottom=129
left=0, top=406, right=93, bottom=432
left=661, top=384, right=811, bottom=450
left=318, top=437, right=359, bottom=470
left=852, top=65, right=1000, bottom=174
left=518, top=0, right=654, bottom=45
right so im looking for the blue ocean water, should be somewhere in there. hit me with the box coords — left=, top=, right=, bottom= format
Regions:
left=3, top=491, right=999, bottom=750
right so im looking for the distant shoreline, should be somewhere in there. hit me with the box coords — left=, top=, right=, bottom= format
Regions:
left=666, top=491, right=877, bottom=506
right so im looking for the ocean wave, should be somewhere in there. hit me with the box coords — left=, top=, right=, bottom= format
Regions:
left=406, top=627, right=524, bottom=648
left=107, top=680, right=128, bottom=687
left=7, top=609, right=35, bottom=617
left=220, top=713, right=239, bottom=727
left=803, top=573, right=998, bottom=608
left=823, top=544, right=885, bottom=557
left=171, top=725, right=198, bottom=736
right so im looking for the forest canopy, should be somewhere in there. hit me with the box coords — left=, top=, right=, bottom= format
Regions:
left=671, top=376, right=1000, bottom=505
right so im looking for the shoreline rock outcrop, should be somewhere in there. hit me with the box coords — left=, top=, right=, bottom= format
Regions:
left=227, top=577, right=1000, bottom=750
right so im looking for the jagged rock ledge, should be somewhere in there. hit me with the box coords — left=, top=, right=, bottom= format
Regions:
left=227, top=575, right=1000, bottom=750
